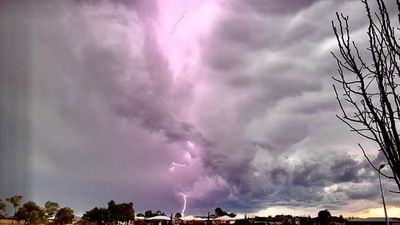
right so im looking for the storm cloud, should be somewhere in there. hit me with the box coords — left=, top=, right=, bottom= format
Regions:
left=1, top=0, right=399, bottom=217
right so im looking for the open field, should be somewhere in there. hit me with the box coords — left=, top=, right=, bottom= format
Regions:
left=0, top=220, right=18, bottom=225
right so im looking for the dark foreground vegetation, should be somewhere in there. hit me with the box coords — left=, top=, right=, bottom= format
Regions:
left=0, top=195, right=349, bottom=225
left=0, top=195, right=74, bottom=225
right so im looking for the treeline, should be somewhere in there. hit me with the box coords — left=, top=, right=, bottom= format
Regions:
left=0, top=196, right=136, bottom=225
left=0, top=195, right=74, bottom=225
left=137, top=210, right=166, bottom=218
left=252, top=210, right=346, bottom=225
left=136, top=207, right=236, bottom=219
left=1, top=195, right=343, bottom=225
left=81, top=200, right=135, bottom=225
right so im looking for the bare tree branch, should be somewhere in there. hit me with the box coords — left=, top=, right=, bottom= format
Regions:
left=332, top=0, right=400, bottom=192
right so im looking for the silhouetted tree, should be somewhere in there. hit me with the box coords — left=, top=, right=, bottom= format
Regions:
left=108, top=201, right=117, bottom=223
left=214, top=208, right=227, bottom=217
left=0, top=199, right=6, bottom=218
left=332, top=0, right=400, bottom=192
left=143, top=210, right=165, bottom=218
left=136, top=213, right=144, bottom=217
left=112, top=202, right=134, bottom=224
left=338, top=215, right=345, bottom=223
left=6, top=195, right=23, bottom=225
left=175, top=212, right=182, bottom=219
left=14, top=201, right=46, bottom=225
left=155, top=210, right=165, bottom=216
left=54, top=207, right=74, bottom=225
left=299, top=217, right=309, bottom=225
left=144, top=210, right=153, bottom=218
left=82, top=207, right=109, bottom=225
left=45, top=201, right=60, bottom=219
left=317, top=210, right=331, bottom=225
left=82, top=201, right=134, bottom=225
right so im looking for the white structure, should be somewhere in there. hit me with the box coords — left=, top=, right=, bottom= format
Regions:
left=145, top=216, right=172, bottom=221
left=215, top=215, right=237, bottom=221
left=181, top=215, right=207, bottom=221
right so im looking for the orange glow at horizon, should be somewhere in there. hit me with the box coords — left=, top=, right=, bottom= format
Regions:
left=344, top=206, right=400, bottom=218
left=255, top=206, right=400, bottom=218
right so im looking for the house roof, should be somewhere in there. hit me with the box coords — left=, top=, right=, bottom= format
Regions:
left=216, top=215, right=237, bottom=221
left=144, top=215, right=171, bottom=221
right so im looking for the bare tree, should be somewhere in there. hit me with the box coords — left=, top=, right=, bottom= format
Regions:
left=332, top=0, right=400, bottom=193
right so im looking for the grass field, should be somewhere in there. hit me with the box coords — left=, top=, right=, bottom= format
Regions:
left=0, top=220, right=18, bottom=225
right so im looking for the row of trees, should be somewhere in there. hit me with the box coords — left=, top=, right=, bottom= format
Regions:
left=135, top=207, right=236, bottom=219
left=0, top=195, right=74, bottom=225
left=81, top=201, right=135, bottom=225
left=0, top=196, right=336, bottom=225
left=136, top=210, right=166, bottom=218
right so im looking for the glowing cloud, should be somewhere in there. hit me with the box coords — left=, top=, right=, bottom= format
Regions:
left=186, top=141, right=195, bottom=148
left=345, top=206, right=400, bottom=218
left=170, top=0, right=191, bottom=34
left=156, top=0, right=221, bottom=78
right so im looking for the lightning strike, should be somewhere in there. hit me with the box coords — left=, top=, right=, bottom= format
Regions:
left=179, top=193, right=188, bottom=217
left=170, top=162, right=186, bottom=171
left=170, top=0, right=190, bottom=34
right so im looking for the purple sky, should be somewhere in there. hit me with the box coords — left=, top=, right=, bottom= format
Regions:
left=1, top=0, right=400, bottom=217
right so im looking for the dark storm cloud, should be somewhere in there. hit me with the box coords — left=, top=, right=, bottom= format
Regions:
left=203, top=153, right=380, bottom=213
left=229, top=0, right=317, bottom=16
left=193, top=0, right=400, bottom=213
left=342, top=184, right=379, bottom=200
left=330, top=157, right=364, bottom=183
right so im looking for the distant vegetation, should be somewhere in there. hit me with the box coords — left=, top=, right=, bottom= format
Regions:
left=82, top=200, right=134, bottom=225
left=0, top=195, right=74, bottom=225
left=1, top=195, right=346, bottom=225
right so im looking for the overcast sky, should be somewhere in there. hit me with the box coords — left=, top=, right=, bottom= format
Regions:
left=1, top=0, right=400, bottom=218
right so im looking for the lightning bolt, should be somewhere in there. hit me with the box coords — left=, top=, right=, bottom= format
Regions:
left=170, top=162, right=187, bottom=171
left=170, top=0, right=190, bottom=34
left=169, top=141, right=194, bottom=216
left=179, top=193, right=187, bottom=217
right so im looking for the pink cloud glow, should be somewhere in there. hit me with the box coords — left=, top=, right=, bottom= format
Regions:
left=155, top=0, right=222, bottom=79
